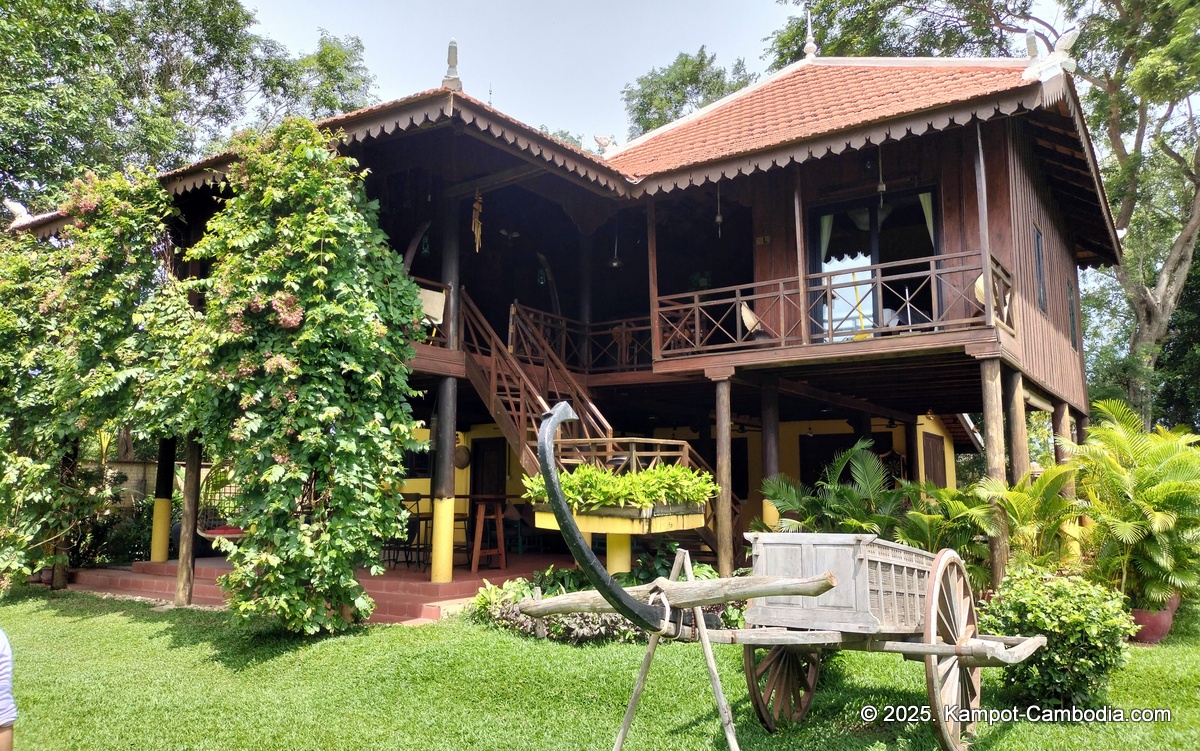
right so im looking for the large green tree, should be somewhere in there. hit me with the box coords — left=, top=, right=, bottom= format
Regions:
left=622, top=46, right=757, bottom=138
left=768, top=1, right=1200, bottom=424
left=0, top=1, right=377, bottom=211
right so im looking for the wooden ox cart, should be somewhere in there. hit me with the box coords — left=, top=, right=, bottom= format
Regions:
left=708, top=532, right=1046, bottom=751
left=522, top=402, right=1045, bottom=751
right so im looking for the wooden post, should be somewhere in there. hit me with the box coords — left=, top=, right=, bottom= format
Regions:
left=760, top=378, right=780, bottom=529
left=1004, top=369, right=1031, bottom=483
left=714, top=374, right=733, bottom=578
left=1052, top=401, right=1071, bottom=465
left=431, top=196, right=462, bottom=584
left=606, top=533, right=632, bottom=574
left=646, top=201, right=661, bottom=361
left=578, top=233, right=593, bottom=369
left=52, top=440, right=79, bottom=590
left=175, top=436, right=201, bottom=606
left=905, top=421, right=920, bottom=483
left=974, top=121, right=995, bottom=329
left=1052, top=399, right=1080, bottom=561
left=980, top=360, right=1009, bottom=588
left=150, top=437, right=177, bottom=563
left=1075, top=412, right=1089, bottom=444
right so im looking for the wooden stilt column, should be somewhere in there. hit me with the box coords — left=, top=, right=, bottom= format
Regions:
left=1075, top=413, right=1089, bottom=444
left=578, top=233, right=593, bottom=369
left=1052, top=400, right=1081, bottom=561
left=150, top=437, right=177, bottom=563
left=711, top=368, right=734, bottom=577
left=431, top=196, right=461, bottom=584
left=905, top=421, right=920, bottom=483
left=430, top=377, right=458, bottom=584
left=760, top=378, right=780, bottom=529
left=1052, top=401, right=1072, bottom=465
left=175, top=435, right=201, bottom=606
left=980, top=359, right=1010, bottom=589
left=1004, top=368, right=1031, bottom=483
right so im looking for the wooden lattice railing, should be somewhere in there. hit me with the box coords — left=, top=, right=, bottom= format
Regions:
left=655, top=251, right=1015, bottom=357
left=508, top=304, right=612, bottom=442
left=512, top=304, right=653, bottom=373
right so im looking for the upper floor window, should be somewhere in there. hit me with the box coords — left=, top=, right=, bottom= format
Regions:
left=1034, top=226, right=1048, bottom=314
left=809, top=189, right=938, bottom=335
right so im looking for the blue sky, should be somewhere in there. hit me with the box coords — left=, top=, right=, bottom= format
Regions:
left=247, top=0, right=798, bottom=144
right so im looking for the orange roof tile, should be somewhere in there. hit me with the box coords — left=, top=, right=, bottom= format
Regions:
left=605, top=58, right=1033, bottom=180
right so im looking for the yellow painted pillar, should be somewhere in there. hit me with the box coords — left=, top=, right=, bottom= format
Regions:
left=761, top=500, right=780, bottom=530
left=151, top=437, right=177, bottom=562
left=581, top=531, right=593, bottom=549
left=606, top=533, right=632, bottom=574
left=430, top=496, right=455, bottom=583
left=150, top=498, right=172, bottom=562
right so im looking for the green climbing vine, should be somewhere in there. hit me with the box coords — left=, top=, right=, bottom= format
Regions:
left=184, top=119, right=423, bottom=632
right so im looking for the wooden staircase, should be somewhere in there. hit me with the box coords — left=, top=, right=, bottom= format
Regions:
left=458, top=292, right=739, bottom=559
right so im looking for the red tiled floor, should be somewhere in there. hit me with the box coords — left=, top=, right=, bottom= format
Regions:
left=69, top=552, right=575, bottom=624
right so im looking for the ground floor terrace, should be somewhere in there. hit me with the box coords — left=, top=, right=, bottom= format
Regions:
left=70, top=551, right=575, bottom=625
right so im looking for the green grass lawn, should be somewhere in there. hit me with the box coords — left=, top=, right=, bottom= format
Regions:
left=1, top=586, right=1196, bottom=750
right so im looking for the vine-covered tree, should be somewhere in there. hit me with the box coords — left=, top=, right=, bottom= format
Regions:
left=768, top=0, right=1200, bottom=426
left=621, top=46, right=757, bottom=138
left=184, top=119, right=423, bottom=633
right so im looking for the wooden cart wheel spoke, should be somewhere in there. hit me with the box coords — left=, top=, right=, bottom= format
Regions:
left=744, top=645, right=820, bottom=733
left=925, top=550, right=981, bottom=751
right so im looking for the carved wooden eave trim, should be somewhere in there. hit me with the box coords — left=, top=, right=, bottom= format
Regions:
left=1055, top=75, right=1123, bottom=268
left=332, top=90, right=631, bottom=198
left=624, top=84, right=1045, bottom=198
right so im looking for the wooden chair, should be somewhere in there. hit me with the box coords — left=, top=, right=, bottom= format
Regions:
left=739, top=301, right=778, bottom=342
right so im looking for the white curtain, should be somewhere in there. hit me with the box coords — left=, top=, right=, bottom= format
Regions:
left=919, top=192, right=935, bottom=245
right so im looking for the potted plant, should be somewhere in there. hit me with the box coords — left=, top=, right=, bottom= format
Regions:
left=1066, top=400, right=1200, bottom=643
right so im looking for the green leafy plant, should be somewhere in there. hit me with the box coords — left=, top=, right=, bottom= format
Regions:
left=1067, top=399, right=1200, bottom=608
left=522, top=462, right=717, bottom=513
left=894, top=483, right=1000, bottom=592
left=979, top=566, right=1137, bottom=708
left=977, top=463, right=1085, bottom=571
left=465, top=574, right=640, bottom=645
left=183, top=118, right=425, bottom=633
left=761, top=439, right=910, bottom=538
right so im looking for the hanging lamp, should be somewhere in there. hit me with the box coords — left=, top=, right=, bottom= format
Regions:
left=608, top=213, right=624, bottom=269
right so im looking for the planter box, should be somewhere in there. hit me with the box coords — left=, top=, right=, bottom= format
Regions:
left=531, top=503, right=706, bottom=536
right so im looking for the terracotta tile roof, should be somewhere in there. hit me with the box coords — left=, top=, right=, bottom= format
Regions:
left=605, top=58, right=1033, bottom=180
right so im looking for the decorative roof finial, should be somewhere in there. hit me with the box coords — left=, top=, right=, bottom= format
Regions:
left=442, top=39, right=462, bottom=91
left=1022, top=26, right=1079, bottom=82
left=804, top=9, right=818, bottom=59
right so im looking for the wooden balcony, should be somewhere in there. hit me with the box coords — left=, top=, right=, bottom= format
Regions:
left=655, top=252, right=1014, bottom=361
left=512, top=305, right=654, bottom=374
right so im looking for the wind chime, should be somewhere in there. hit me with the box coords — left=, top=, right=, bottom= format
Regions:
left=472, top=189, right=483, bottom=253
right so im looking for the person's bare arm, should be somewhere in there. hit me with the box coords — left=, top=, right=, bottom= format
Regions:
left=0, top=724, right=13, bottom=751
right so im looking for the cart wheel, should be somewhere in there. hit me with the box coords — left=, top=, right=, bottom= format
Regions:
left=742, top=645, right=820, bottom=733
left=924, top=549, right=981, bottom=751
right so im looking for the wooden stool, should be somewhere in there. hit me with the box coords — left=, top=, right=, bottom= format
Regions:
left=471, top=499, right=507, bottom=573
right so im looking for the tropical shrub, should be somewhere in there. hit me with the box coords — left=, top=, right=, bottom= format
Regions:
left=895, top=483, right=1000, bottom=592
left=1067, top=400, right=1200, bottom=608
left=186, top=119, right=424, bottom=633
left=762, top=440, right=1000, bottom=587
left=977, top=463, right=1085, bottom=571
left=979, top=566, right=1136, bottom=707
left=761, top=438, right=909, bottom=538
left=522, top=462, right=718, bottom=513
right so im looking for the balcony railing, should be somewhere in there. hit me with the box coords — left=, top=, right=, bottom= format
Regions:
left=656, top=252, right=1014, bottom=357
left=511, top=304, right=653, bottom=373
